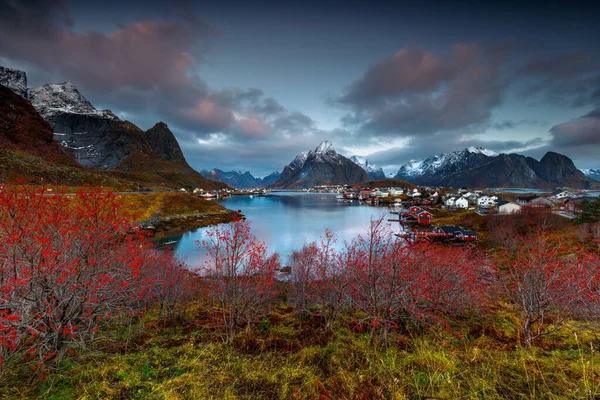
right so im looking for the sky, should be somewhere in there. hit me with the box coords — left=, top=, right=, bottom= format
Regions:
left=1, top=0, right=599, bottom=176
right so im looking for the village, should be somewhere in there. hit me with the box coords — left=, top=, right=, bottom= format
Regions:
left=304, top=184, right=599, bottom=244
left=178, top=182, right=598, bottom=245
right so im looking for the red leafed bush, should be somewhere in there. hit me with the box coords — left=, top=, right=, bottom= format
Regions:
left=198, top=220, right=279, bottom=343
left=289, top=230, right=347, bottom=331
left=344, top=218, right=491, bottom=340
left=0, top=185, right=189, bottom=375
left=497, top=233, right=596, bottom=347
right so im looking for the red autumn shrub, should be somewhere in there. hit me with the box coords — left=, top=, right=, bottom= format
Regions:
left=0, top=185, right=189, bottom=375
left=198, top=220, right=279, bottom=343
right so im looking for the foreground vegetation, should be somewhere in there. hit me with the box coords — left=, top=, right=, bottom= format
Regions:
left=0, top=186, right=599, bottom=399
left=2, top=304, right=599, bottom=399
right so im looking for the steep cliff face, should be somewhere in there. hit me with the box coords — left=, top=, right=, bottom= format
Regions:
left=0, top=66, right=226, bottom=189
left=394, top=147, right=599, bottom=189
left=29, top=82, right=139, bottom=170
left=271, top=141, right=369, bottom=188
left=145, top=122, right=186, bottom=164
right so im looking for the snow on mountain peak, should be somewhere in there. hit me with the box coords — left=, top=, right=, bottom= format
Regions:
left=315, top=141, right=335, bottom=154
left=290, top=151, right=309, bottom=170
left=350, top=155, right=386, bottom=180
left=30, top=82, right=118, bottom=120
left=466, top=146, right=499, bottom=157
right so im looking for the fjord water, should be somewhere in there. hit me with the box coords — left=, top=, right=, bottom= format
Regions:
left=168, top=192, right=392, bottom=267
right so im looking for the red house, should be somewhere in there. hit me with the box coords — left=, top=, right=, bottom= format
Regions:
left=416, top=209, right=432, bottom=225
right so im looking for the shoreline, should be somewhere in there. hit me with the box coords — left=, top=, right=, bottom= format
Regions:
left=141, top=209, right=244, bottom=240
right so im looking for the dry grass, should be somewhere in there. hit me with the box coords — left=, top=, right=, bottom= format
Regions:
left=3, top=304, right=599, bottom=400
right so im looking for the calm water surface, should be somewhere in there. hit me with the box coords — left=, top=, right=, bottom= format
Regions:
left=167, top=192, right=394, bottom=267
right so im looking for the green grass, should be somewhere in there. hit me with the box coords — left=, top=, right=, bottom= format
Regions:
left=2, top=305, right=599, bottom=399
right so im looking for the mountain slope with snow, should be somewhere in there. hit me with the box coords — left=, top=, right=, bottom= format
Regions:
left=395, top=147, right=599, bottom=189
left=271, top=141, right=369, bottom=188
left=580, top=169, right=600, bottom=183
left=350, top=156, right=386, bottom=180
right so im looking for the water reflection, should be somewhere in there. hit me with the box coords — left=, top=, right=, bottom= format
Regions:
left=164, top=192, right=393, bottom=268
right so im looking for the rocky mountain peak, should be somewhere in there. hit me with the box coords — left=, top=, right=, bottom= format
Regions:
left=30, top=82, right=117, bottom=120
left=466, top=146, right=499, bottom=157
left=314, top=141, right=335, bottom=154
left=0, top=66, right=28, bottom=98
left=271, top=142, right=368, bottom=188
left=145, top=122, right=186, bottom=164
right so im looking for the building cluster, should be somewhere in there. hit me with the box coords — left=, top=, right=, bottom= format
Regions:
left=394, top=205, right=477, bottom=243
left=441, top=189, right=588, bottom=217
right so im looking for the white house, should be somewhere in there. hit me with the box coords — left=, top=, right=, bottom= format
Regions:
left=455, top=197, right=469, bottom=209
left=445, top=197, right=456, bottom=207
left=389, top=188, right=404, bottom=196
left=497, top=201, right=522, bottom=214
left=477, top=196, right=496, bottom=207
left=553, top=190, right=576, bottom=199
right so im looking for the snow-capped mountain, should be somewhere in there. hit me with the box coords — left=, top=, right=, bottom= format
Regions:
left=30, top=83, right=117, bottom=120
left=395, top=147, right=599, bottom=189
left=581, top=169, right=600, bottom=182
left=395, top=147, right=500, bottom=182
left=271, top=141, right=369, bottom=189
left=0, top=66, right=28, bottom=98
left=349, top=156, right=386, bottom=180
left=200, top=169, right=280, bottom=188
left=0, top=65, right=226, bottom=189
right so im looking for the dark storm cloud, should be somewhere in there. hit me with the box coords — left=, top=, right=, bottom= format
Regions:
left=490, top=119, right=548, bottom=131
left=0, top=0, right=317, bottom=146
left=520, top=50, right=600, bottom=108
left=549, top=108, right=600, bottom=147
left=336, top=42, right=512, bottom=137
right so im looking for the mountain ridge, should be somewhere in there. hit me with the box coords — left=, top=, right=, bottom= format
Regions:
left=395, top=147, right=599, bottom=189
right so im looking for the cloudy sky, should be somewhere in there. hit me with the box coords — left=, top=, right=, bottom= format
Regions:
left=1, top=0, right=599, bottom=176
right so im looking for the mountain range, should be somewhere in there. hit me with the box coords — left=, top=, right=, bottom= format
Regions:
left=394, top=146, right=600, bottom=189
left=200, top=169, right=281, bottom=189
left=0, top=66, right=226, bottom=190
left=2, top=65, right=598, bottom=191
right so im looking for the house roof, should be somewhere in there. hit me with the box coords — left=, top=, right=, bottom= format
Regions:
left=435, top=225, right=462, bottom=234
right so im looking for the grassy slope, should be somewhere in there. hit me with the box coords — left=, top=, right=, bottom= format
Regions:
left=4, top=304, right=599, bottom=399
left=119, top=192, right=230, bottom=222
